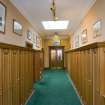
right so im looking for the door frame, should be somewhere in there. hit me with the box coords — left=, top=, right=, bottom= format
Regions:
left=49, top=46, right=64, bottom=68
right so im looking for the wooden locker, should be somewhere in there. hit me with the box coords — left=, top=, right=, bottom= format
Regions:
left=68, top=53, right=71, bottom=74
left=29, top=51, right=33, bottom=92
left=95, top=48, right=105, bottom=105
left=87, top=49, right=93, bottom=105
left=24, top=50, right=29, bottom=101
left=82, top=51, right=87, bottom=104
left=80, top=51, right=84, bottom=100
left=35, top=52, right=40, bottom=81
left=2, top=48, right=12, bottom=105
left=100, top=48, right=105, bottom=96
left=77, top=51, right=81, bottom=95
left=33, top=51, right=36, bottom=82
left=0, top=49, right=2, bottom=105
left=85, top=50, right=89, bottom=105
left=79, top=51, right=82, bottom=97
left=26, top=50, right=33, bottom=98
left=11, top=49, right=20, bottom=105
left=20, top=50, right=26, bottom=105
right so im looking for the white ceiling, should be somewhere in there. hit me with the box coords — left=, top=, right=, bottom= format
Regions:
left=10, top=0, right=96, bottom=38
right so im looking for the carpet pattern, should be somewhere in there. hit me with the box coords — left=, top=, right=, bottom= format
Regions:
left=26, top=69, right=82, bottom=105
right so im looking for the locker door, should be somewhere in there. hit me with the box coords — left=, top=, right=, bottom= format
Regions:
left=28, top=51, right=33, bottom=92
left=94, top=48, right=105, bottom=105
left=87, top=49, right=93, bottom=105
left=100, top=48, right=105, bottom=96
left=81, top=51, right=85, bottom=100
left=85, top=50, right=89, bottom=105
left=2, top=49, right=12, bottom=105
left=11, top=50, right=20, bottom=105
left=77, top=52, right=81, bottom=95
left=24, top=51, right=29, bottom=101
left=35, top=52, right=40, bottom=81
left=20, top=50, right=25, bottom=105
left=0, top=49, right=2, bottom=105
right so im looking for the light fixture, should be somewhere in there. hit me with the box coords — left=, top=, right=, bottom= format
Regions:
left=50, top=0, right=57, bottom=21
left=42, top=0, right=69, bottom=30
left=42, top=20, right=69, bottom=30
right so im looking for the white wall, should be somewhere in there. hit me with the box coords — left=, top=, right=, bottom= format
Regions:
left=71, top=0, right=105, bottom=49
left=0, top=0, right=42, bottom=50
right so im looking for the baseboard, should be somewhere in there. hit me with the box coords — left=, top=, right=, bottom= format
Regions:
left=25, top=89, right=35, bottom=105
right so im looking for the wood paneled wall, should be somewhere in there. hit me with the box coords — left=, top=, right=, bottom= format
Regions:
left=65, top=42, right=105, bottom=105
left=33, top=51, right=44, bottom=81
left=0, top=43, right=44, bottom=105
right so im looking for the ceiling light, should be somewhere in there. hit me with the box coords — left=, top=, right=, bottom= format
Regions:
left=42, top=20, right=69, bottom=30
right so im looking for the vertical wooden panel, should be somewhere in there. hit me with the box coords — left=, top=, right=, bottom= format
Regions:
left=11, top=49, right=20, bottom=105
left=2, top=49, right=12, bottom=105
left=0, top=49, right=2, bottom=105
left=0, top=43, right=36, bottom=105
left=100, top=48, right=105, bottom=96
left=20, top=50, right=25, bottom=105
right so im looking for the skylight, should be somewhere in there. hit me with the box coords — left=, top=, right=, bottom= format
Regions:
left=42, top=21, right=69, bottom=30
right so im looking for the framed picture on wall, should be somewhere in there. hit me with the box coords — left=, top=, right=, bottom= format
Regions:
left=93, top=20, right=102, bottom=38
left=75, top=35, right=79, bottom=48
left=81, top=29, right=88, bottom=44
left=13, top=19, right=23, bottom=35
left=33, top=34, right=36, bottom=43
left=27, top=30, right=33, bottom=40
left=36, top=35, right=41, bottom=48
left=0, top=1, right=6, bottom=33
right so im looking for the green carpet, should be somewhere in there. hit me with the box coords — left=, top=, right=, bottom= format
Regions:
left=26, top=69, right=82, bottom=105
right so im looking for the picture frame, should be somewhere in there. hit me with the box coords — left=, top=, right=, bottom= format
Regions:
left=75, top=35, right=79, bottom=48
left=0, top=1, right=6, bottom=33
left=27, top=30, right=33, bottom=40
left=33, top=33, right=37, bottom=44
left=36, top=35, right=41, bottom=48
left=13, top=19, right=23, bottom=36
left=93, top=20, right=102, bottom=38
left=81, top=29, right=88, bottom=44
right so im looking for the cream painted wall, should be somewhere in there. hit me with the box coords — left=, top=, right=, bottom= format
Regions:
left=71, top=0, right=105, bottom=49
left=0, top=0, right=42, bottom=49
left=43, top=38, right=70, bottom=68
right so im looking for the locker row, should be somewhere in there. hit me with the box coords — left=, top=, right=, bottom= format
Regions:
left=65, top=42, right=105, bottom=105
left=0, top=43, right=44, bottom=105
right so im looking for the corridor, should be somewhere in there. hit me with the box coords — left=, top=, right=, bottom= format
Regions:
left=26, top=70, right=82, bottom=105
left=0, top=0, right=105, bottom=105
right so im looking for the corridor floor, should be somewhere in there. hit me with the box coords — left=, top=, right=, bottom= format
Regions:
left=26, top=69, right=82, bottom=105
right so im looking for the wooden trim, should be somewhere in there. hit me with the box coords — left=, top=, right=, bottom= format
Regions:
left=65, top=42, right=105, bottom=53
left=0, top=42, right=43, bottom=52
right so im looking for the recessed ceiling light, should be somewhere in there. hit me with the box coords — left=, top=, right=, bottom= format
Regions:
left=41, top=20, right=69, bottom=30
